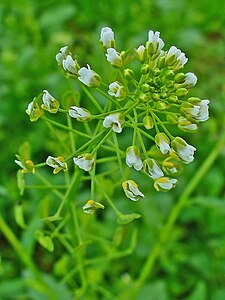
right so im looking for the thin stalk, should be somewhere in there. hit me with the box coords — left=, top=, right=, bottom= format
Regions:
left=81, top=85, right=103, bottom=113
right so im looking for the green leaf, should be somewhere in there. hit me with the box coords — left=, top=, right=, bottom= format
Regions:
left=35, top=230, right=54, bottom=252
left=17, top=170, right=25, bottom=195
left=14, top=203, right=26, bottom=229
left=117, top=213, right=141, bottom=225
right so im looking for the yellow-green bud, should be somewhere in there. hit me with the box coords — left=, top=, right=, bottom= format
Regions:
left=153, top=68, right=161, bottom=77
left=124, top=68, right=134, bottom=80
left=141, top=83, right=150, bottom=93
left=141, top=64, right=149, bottom=74
left=175, top=88, right=188, bottom=97
left=152, top=93, right=160, bottom=101
left=164, top=70, right=174, bottom=79
left=166, top=113, right=178, bottom=124
left=174, top=73, right=186, bottom=83
left=143, top=115, right=154, bottom=129
left=168, top=95, right=178, bottom=102
left=157, top=56, right=165, bottom=69
left=156, top=101, right=168, bottom=110
left=139, top=93, right=149, bottom=102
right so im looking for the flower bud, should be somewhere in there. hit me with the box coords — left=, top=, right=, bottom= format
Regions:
left=156, top=101, right=168, bottom=110
left=174, top=73, right=186, bottom=83
left=143, top=115, right=154, bottom=129
left=184, top=72, right=197, bottom=87
left=100, top=27, right=115, bottom=49
left=157, top=56, right=165, bottom=69
left=141, top=83, right=150, bottom=93
left=175, top=88, right=188, bottom=97
left=136, top=45, right=147, bottom=63
left=139, top=93, right=149, bottom=102
left=141, top=64, right=149, bottom=74
left=164, top=70, right=174, bottom=79
left=122, top=180, right=144, bottom=201
left=166, top=113, right=178, bottom=124
left=124, top=68, right=134, bottom=80
left=168, top=95, right=178, bottom=103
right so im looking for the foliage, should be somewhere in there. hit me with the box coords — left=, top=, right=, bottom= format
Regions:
left=0, top=0, right=225, bottom=299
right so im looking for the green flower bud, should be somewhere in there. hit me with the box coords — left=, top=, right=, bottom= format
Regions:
left=152, top=93, right=160, bottom=101
left=156, top=101, right=168, bottom=110
left=153, top=68, right=161, bottom=77
left=168, top=95, right=178, bottom=103
left=83, top=200, right=105, bottom=214
left=174, top=73, right=186, bottom=83
left=166, top=113, right=178, bottom=124
left=136, top=45, right=147, bottom=63
left=141, top=64, right=149, bottom=74
left=157, top=56, right=165, bottom=69
left=124, top=68, right=134, bottom=80
left=139, top=93, right=149, bottom=102
left=143, top=115, right=154, bottom=129
left=175, top=88, right=188, bottom=97
left=164, top=70, right=174, bottom=79
left=141, top=83, right=150, bottom=93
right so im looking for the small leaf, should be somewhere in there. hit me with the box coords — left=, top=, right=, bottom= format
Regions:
left=14, top=203, right=26, bottom=229
left=17, top=170, right=25, bottom=195
left=36, top=231, right=54, bottom=252
left=117, top=213, right=141, bottom=225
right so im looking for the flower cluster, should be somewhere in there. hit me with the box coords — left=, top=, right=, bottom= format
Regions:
left=18, top=27, right=210, bottom=213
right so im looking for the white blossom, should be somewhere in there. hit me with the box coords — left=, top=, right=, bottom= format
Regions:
left=73, top=153, right=94, bottom=171
left=46, top=156, right=68, bottom=174
left=154, top=177, right=177, bottom=192
left=167, top=46, right=188, bottom=67
left=100, top=27, right=115, bottom=48
left=171, top=137, right=196, bottom=164
left=108, top=81, right=126, bottom=100
left=62, top=55, right=78, bottom=74
left=122, top=180, right=145, bottom=201
left=126, top=146, right=143, bottom=171
left=136, top=45, right=147, bottom=62
left=42, top=90, right=59, bottom=113
left=181, top=99, right=210, bottom=122
left=103, top=113, right=124, bottom=133
left=148, top=30, right=164, bottom=52
left=105, top=48, right=123, bottom=67
left=184, top=72, right=198, bottom=87
left=155, top=132, right=171, bottom=154
left=55, top=46, right=69, bottom=64
left=69, top=106, right=92, bottom=121
left=26, top=101, right=41, bottom=122
left=143, top=158, right=164, bottom=179
left=78, top=64, right=101, bottom=87
left=178, top=116, right=198, bottom=132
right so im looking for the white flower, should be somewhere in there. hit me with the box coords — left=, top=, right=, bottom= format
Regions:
left=181, top=99, right=210, bottom=122
left=105, top=48, right=123, bottom=67
left=136, top=45, right=147, bottom=62
left=103, top=113, right=124, bottom=133
left=15, top=155, right=35, bottom=174
left=122, top=180, right=145, bottom=201
left=154, top=177, right=177, bottom=192
left=73, top=153, right=94, bottom=171
left=155, top=133, right=171, bottom=154
left=100, top=27, right=115, bottom=48
left=143, top=158, right=164, bottom=179
left=178, top=116, right=198, bottom=132
left=108, top=81, right=126, bottom=100
left=171, top=137, right=196, bottom=164
left=126, top=146, right=143, bottom=171
left=26, top=101, right=41, bottom=122
left=42, top=90, right=59, bottom=113
left=78, top=64, right=101, bottom=87
left=55, top=46, right=69, bottom=64
left=167, top=46, right=188, bottom=67
left=62, top=55, right=79, bottom=75
left=83, top=200, right=105, bottom=214
left=46, top=156, right=68, bottom=174
left=148, top=30, right=164, bottom=52
left=184, top=72, right=198, bottom=87
left=69, top=106, right=92, bottom=121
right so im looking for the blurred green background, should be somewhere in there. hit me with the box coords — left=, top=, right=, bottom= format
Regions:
left=0, top=0, right=225, bottom=299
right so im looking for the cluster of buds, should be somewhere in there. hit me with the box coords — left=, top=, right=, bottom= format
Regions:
left=18, top=26, right=210, bottom=213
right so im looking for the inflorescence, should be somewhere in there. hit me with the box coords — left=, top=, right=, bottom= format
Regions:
left=15, top=27, right=210, bottom=213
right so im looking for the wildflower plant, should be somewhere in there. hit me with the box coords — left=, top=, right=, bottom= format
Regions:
left=16, top=27, right=210, bottom=223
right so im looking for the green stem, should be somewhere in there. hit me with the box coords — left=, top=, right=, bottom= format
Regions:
left=131, top=128, right=225, bottom=298
left=113, top=132, right=126, bottom=180
left=67, top=114, right=76, bottom=152
left=91, top=129, right=112, bottom=154
left=81, top=85, right=103, bottom=113
left=42, top=116, right=91, bottom=139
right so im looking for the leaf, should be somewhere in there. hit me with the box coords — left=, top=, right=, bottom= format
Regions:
left=35, top=230, right=54, bottom=252
left=17, top=170, right=25, bottom=195
left=117, top=213, right=141, bottom=225
left=14, top=203, right=26, bottom=229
